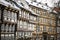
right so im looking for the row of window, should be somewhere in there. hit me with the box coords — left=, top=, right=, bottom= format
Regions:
left=19, top=10, right=29, bottom=19
left=30, top=6, right=56, bottom=18
left=1, top=24, right=15, bottom=33
left=39, top=18, right=56, bottom=25
left=1, top=34, right=15, bottom=40
left=17, top=20, right=35, bottom=30
left=30, top=6, right=40, bottom=15
left=3, top=9, right=17, bottom=23
left=3, top=9, right=37, bottom=23
left=19, top=9, right=37, bottom=21
left=48, top=36, right=55, bottom=40
left=17, top=32, right=32, bottom=37
left=36, top=26, right=56, bottom=33
left=41, top=12, right=56, bottom=18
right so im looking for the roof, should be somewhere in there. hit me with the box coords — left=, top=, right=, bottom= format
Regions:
left=53, top=7, right=60, bottom=12
left=0, top=0, right=20, bottom=11
left=15, top=1, right=40, bottom=16
left=27, top=1, right=52, bottom=12
left=26, top=1, right=59, bottom=14
left=0, top=0, right=12, bottom=7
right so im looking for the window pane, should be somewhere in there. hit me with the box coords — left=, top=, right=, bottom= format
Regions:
left=20, top=20, right=22, bottom=25
left=15, top=13, right=17, bottom=22
left=5, top=24, right=8, bottom=32
left=43, top=26, right=46, bottom=32
left=36, top=26, right=40, bottom=32
left=1, top=34, right=5, bottom=40
left=7, top=11, right=10, bottom=21
left=1, top=24, right=4, bottom=32
left=11, top=12, right=14, bottom=22
left=3, top=9, right=8, bottom=20
left=57, top=27, right=60, bottom=33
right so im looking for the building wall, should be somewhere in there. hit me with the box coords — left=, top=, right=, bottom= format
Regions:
left=0, top=0, right=59, bottom=40
left=29, top=5, right=56, bottom=40
left=57, top=13, right=60, bottom=40
left=0, top=4, right=18, bottom=40
left=16, top=6, right=37, bottom=40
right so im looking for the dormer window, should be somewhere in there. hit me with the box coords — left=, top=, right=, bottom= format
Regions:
left=20, top=3, right=24, bottom=6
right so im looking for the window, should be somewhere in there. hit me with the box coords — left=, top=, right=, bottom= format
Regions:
left=34, top=16, right=36, bottom=21
left=21, top=10, right=24, bottom=18
left=36, top=26, right=40, bottom=32
left=23, top=21, right=27, bottom=29
left=57, top=34, right=60, bottom=40
left=11, top=34, right=14, bottom=40
left=9, top=25, right=12, bottom=32
left=7, top=11, right=11, bottom=21
left=3, top=9, right=8, bottom=20
left=13, top=12, right=15, bottom=22
left=57, top=27, right=60, bottom=33
left=20, top=3, right=24, bottom=6
left=43, top=18, right=46, bottom=23
left=5, top=24, right=9, bottom=32
left=24, top=11, right=26, bottom=18
left=50, top=14, right=55, bottom=18
left=30, top=16, right=33, bottom=20
left=12, top=25, right=15, bottom=32
left=19, top=26, right=22, bottom=29
left=20, top=20, right=23, bottom=28
left=40, top=26, right=42, bottom=32
left=43, top=26, right=46, bottom=32
left=27, top=13, right=29, bottom=19
left=41, top=18, right=44, bottom=23
left=20, top=20, right=22, bottom=25
left=48, top=27, right=53, bottom=32
left=36, top=8, right=40, bottom=15
left=1, top=34, right=15, bottom=40
left=18, top=32, right=22, bottom=37
left=28, top=23, right=32, bottom=30
left=33, top=7, right=36, bottom=12
left=26, top=12, right=29, bottom=19
left=25, top=32, right=28, bottom=36
left=14, top=13, right=17, bottom=22
left=32, top=24, right=35, bottom=30
left=11, top=12, right=14, bottom=22
left=30, top=15, right=36, bottom=21
left=59, top=15, right=60, bottom=18
left=43, top=12, right=46, bottom=16
left=1, top=24, right=4, bottom=32
left=39, top=18, right=43, bottom=23
left=19, top=10, right=22, bottom=17
left=1, top=34, right=5, bottom=40
left=48, top=19, right=53, bottom=25
left=27, top=23, right=29, bottom=29
left=25, top=12, right=28, bottom=19
left=58, top=20, right=60, bottom=25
